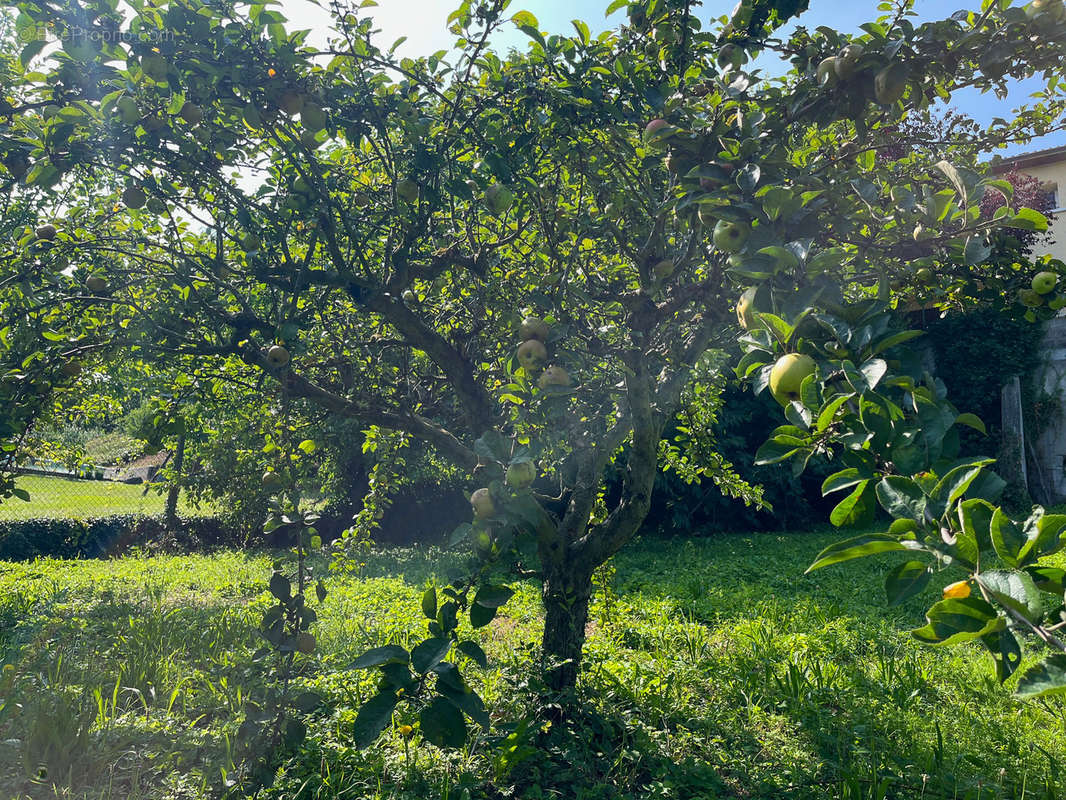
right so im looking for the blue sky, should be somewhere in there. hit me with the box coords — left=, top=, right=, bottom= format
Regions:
left=283, top=0, right=1064, bottom=157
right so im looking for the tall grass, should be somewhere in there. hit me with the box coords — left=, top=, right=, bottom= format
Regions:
left=0, top=535, right=1062, bottom=799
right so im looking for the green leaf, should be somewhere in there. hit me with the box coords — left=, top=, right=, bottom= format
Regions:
left=470, top=602, right=496, bottom=629
left=1007, top=207, right=1048, bottom=231
left=754, top=436, right=801, bottom=466
left=456, top=640, right=488, bottom=668
left=1016, top=653, right=1066, bottom=698
left=821, top=468, right=868, bottom=496
left=512, top=10, right=539, bottom=28
left=977, top=570, right=1042, bottom=623
left=990, top=507, right=1027, bottom=568
left=352, top=691, right=398, bottom=748
left=411, top=637, right=451, bottom=674
left=420, top=696, right=467, bottom=748
left=871, top=329, right=923, bottom=355
left=1025, top=565, right=1066, bottom=594
left=806, top=532, right=908, bottom=572
left=351, top=645, right=409, bottom=670
left=269, top=572, right=291, bottom=601
left=421, top=587, right=437, bottom=620
left=829, top=480, right=876, bottom=528
left=571, top=19, right=590, bottom=44
left=981, top=628, right=1023, bottom=682
left=875, top=476, right=927, bottom=522
left=474, top=585, right=514, bottom=608
left=816, top=394, right=850, bottom=431
left=885, top=560, right=931, bottom=606
left=911, top=596, right=1003, bottom=646
left=955, top=413, right=986, bottom=435
left=957, top=498, right=995, bottom=565
left=932, top=459, right=992, bottom=506
left=935, top=160, right=968, bottom=206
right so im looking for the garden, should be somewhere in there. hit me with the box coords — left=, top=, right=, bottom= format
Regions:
left=2, top=0, right=1066, bottom=797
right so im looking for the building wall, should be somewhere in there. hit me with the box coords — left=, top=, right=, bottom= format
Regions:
left=1010, top=159, right=1066, bottom=262
left=1032, top=316, right=1066, bottom=503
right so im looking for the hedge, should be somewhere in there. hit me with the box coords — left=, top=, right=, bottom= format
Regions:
left=0, top=514, right=244, bottom=561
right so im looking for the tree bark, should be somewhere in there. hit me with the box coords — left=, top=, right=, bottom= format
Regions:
left=164, top=430, right=186, bottom=530
left=541, top=562, right=595, bottom=696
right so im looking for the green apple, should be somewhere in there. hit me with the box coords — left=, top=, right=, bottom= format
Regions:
left=834, top=44, right=864, bottom=79
left=537, top=365, right=571, bottom=390
left=266, top=344, right=291, bottom=367
left=122, top=186, right=146, bottom=209
left=736, top=286, right=759, bottom=329
left=301, top=103, right=327, bottom=132
left=712, top=219, right=750, bottom=253
left=1049, top=296, right=1066, bottom=311
left=279, top=91, right=305, bottom=116
left=295, top=632, right=316, bottom=654
left=644, top=118, right=670, bottom=148
left=1032, top=271, right=1057, bottom=294
left=85, top=275, right=108, bottom=293
left=717, top=44, right=744, bottom=71
left=874, top=63, right=908, bottom=105
left=35, top=224, right=56, bottom=241
left=1027, top=0, right=1066, bottom=20
left=517, top=339, right=548, bottom=371
left=1019, top=288, right=1044, bottom=308
left=485, top=184, right=514, bottom=216
left=396, top=179, right=419, bottom=202
left=116, top=96, right=141, bottom=125
left=243, top=233, right=262, bottom=252
left=60, top=360, right=82, bottom=377
left=520, top=316, right=549, bottom=342
left=262, top=470, right=283, bottom=491
left=816, top=57, right=838, bottom=86
left=506, top=461, right=536, bottom=489
left=470, top=488, right=495, bottom=519
left=402, top=289, right=416, bottom=303
left=653, top=259, right=675, bottom=279
left=140, top=54, right=170, bottom=82
left=915, top=267, right=934, bottom=284
left=769, top=353, right=816, bottom=406
left=179, top=101, right=203, bottom=125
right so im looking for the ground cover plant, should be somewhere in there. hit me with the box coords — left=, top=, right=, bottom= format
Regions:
left=1, top=535, right=1065, bottom=800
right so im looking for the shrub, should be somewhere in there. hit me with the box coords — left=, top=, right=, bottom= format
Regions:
left=0, top=514, right=242, bottom=561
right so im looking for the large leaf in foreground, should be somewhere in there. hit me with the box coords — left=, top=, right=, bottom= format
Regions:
left=1016, top=654, right=1066, bottom=699
left=807, top=533, right=909, bottom=572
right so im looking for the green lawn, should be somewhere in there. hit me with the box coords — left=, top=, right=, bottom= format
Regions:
left=0, top=474, right=206, bottom=520
left=0, top=533, right=1063, bottom=799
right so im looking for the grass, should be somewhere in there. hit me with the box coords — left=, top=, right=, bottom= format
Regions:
left=0, top=531, right=1064, bottom=799
left=0, top=475, right=207, bottom=520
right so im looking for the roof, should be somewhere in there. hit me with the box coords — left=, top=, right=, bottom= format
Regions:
left=990, top=144, right=1066, bottom=173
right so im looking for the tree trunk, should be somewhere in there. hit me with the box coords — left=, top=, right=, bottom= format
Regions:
left=165, top=431, right=186, bottom=529
left=541, top=564, right=594, bottom=696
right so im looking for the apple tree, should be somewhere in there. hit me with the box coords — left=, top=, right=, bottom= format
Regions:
left=3, top=0, right=1066, bottom=759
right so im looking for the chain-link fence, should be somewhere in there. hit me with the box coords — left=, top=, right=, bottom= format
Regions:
left=0, top=467, right=172, bottom=521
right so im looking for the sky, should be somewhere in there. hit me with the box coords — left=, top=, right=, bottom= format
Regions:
left=276, top=0, right=1065, bottom=158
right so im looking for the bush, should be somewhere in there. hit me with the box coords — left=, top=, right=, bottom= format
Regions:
left=0, top=514, right=242, bottom=561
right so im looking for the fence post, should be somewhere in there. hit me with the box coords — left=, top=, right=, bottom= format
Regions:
left=1000, top=375, right=1028, bottom=496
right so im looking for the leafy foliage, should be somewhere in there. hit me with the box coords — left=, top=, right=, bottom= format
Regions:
left=3, top=0, right=1066, bottom=767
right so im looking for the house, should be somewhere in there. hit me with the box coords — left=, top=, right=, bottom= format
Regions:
left=990, top=144, right=1066, bottom=262
left=990, top=145, right=1066, bottom=503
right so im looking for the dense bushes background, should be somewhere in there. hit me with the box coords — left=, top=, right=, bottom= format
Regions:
left=0, top=515, right=242, bottom=561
